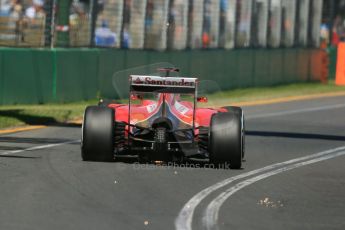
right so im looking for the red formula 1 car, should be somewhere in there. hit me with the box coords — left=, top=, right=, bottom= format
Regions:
left=81, top=68, right=244, bottom=169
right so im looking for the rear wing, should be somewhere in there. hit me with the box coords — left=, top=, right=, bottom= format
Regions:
left=129, top=75, right=197, bottom=93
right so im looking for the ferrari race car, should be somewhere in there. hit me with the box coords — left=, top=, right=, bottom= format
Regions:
left=81, top=68, right=245, bottom=169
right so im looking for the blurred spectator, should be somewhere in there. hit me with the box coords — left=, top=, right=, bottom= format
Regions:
left=331, top=15, right=345, bottom=46
left=9, top=0, right=24, bottom=29
left=95, top=20, right=116, bottom=47
left=10, top=0, right=23, bottom=19
left=0, top=0, right=25, bottom=41
left=0, top=0, right=12, bottom=16
left=1, top=0, right=23, bottom=17
left=202, top=31, right=209, bottom=48
left=12, top=1, right=25, bottom=43
left=25, top=0, right=45, bottom=20
left=320, top=20, right=329, bottom=47
left=70, top=0, right=88, bottom=21
left=72, top=0, right=86, bottom=12
left=70, top=0, right=87, bottom=28
left=202, top=0, right=211, bottom=48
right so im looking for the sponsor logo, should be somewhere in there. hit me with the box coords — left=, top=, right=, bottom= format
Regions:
left=174, top=101, right=189, bottom=115
left=146, top=103, right=158, bottom=113
left=133, top=76, right=195, bottom=87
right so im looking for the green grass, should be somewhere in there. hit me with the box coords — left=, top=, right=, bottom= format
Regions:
left=0, top=100, right=97, bottom=129
left=206, top=81, right=345, bottom=105
left=0, top=81, right=345, bottom=130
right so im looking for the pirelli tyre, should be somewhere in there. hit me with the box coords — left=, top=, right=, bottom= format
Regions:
left=81, top=106, right=115, bottom=161
left=227, top=106, right=245, bottom=159
left=209, top=110, right=244, bottom=169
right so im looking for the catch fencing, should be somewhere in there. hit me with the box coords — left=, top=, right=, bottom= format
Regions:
left=0, top=0, right=323, bottom=49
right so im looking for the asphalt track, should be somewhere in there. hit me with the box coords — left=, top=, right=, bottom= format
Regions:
left=1, top=95, right=345, bottom=230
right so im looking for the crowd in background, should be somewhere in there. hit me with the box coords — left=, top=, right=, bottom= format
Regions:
left=320, top=0, right=345, bottom=47
left=0, top=0, right=341, bottom=49
left=0, top=0, right=45, bottom=19
left=0, top=0, right=46, bottom=45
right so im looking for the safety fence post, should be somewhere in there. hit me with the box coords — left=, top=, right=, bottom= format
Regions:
left=56, top=0, right=71, bottom=47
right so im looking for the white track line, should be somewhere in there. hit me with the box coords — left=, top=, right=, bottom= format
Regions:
left=175, top=146, right=345, bottom=230
left=0, top=140, right=80, bottom=156
left=203, top=149, right=345, bottom=230
left=246, top=103, right=345, bottom=120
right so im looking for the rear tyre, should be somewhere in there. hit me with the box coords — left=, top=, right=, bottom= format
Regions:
left=227, top=106, right=245, bottom=159
left=209, top=111, right=244, bottom=169
left=82, top=106, right=115, bottom=161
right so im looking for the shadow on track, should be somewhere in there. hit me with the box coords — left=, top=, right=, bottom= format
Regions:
left=0, top=136, right=80, bottom=145
left=0, top=109, right=56, bottom=125
left=0, top=109, right=81, bottom=128
left=0, top=146, right=27, bottom=151
left=246, top=130, right=345, bottom=142
left=0, top=155, right=41, bottom=159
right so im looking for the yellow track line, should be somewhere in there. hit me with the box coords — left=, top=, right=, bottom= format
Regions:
left=67, top=118, right=83, bottom=125
left=0, top=125, right=47, bottom=135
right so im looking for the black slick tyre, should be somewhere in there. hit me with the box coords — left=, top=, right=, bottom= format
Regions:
left=209, top=111, right=244, bottom=169
left=227, top=106, right=245, bottom=159
left=81, top=106, right=115, bottom=162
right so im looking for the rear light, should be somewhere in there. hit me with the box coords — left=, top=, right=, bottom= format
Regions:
left=197, top=96, right=208, bottom=103
left=130, top=94, right=143, bottom=100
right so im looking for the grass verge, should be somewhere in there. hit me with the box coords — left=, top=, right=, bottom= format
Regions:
left=0, top=100, right=97, bottom=130
left=0, top=81, right=344, bottom=130
left=206, top=81, right=345, bottom=105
